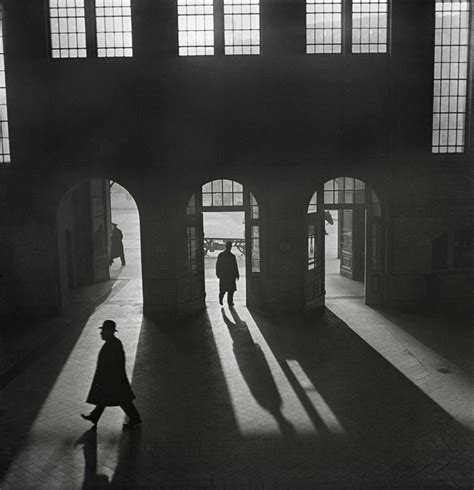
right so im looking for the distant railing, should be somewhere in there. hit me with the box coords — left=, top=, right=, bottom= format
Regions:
left=204, top=238, right=245, bottom=255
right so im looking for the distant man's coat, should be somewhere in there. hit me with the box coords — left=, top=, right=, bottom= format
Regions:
left=216, top=250, right=240, bottom=293
left=110, top=227, right=124, bottom=260
left=86, top=336, right=135, bottom=406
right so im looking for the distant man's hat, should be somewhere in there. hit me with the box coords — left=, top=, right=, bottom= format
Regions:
left=99, top=320, right=117, bottom=332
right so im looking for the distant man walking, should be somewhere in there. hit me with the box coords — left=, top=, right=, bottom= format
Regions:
left=110, top=223, right=125, bottom=266
left=216, top=241, right=239, bottom=307
left=81, top=320, right=141, bottom=429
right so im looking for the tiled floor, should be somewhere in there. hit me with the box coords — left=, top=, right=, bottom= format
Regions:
left=1, top=204, right=473, bottom=488
left=1, top=273, right=473, bottom=489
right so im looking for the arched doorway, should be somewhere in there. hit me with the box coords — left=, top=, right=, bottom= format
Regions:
left=179, top=179, right=263, bottom=314
left=305, top=177, right=385, bottom=312
left=57, top=179, right=142, bottom=311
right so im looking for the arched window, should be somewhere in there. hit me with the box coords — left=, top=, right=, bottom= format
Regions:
left=202, top=179, right=243, bottom=207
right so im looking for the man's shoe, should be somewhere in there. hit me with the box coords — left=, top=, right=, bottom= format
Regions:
left=81, top=414, right=97, bottom=425
left=123, top=419, right=141, bottom=429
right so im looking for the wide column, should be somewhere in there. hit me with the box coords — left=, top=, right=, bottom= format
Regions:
left=262, top=183, right=307, bottom=313
left=140, top=191, right=180, bottom=319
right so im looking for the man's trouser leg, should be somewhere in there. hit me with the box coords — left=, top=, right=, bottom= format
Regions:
left=227, top=291, right=234, bottom=306
left=90, top=405, right=106, bottom=423
left=120, top=401, right=141, bottom=422
left=120, top=252, right=126, bottom=266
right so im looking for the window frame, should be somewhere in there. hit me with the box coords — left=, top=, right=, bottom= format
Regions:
left=431, top=0, right=472, bottom=156
left=305, top=0, right=391, bottom=56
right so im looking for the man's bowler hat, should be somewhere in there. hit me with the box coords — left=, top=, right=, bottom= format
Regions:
left=99, top=320, right=117, bottom=332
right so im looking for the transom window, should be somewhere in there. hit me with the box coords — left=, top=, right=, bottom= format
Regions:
left=49, top=0, right=87, bottom=58
left=202, top=179, right=244, bottom=207
left=307, top=178, right=381, bottom=213
left=178, top=0, right=214, bottom=56
left=432, top=0, right=470, bottom=153
left=306, top=0, right=342, bottom=54
left=0, top=4, right=9, bottom=163
left=324, top=177, right=366, bottom=205
left=224, top=0, right=260, bottom=55
left=352, top=0, right=388, bottom=53
left=96, top=0, right=133, bottom=58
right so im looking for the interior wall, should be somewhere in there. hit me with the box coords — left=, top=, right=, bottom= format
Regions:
left=57, top=180, right=110, bottom=312
left=0, top=0, right=472, bottom=317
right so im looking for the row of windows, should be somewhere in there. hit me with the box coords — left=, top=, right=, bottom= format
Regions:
left=49, top=0, right=390, bottom=59
left=49, top=0, right=133, bottom=58
left=180, top=0, right=388, bottom=57
left=0, top=1, right=470, bottom=164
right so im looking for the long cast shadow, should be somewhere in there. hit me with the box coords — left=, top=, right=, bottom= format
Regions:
left=110, top=312, right=241, bottom=485
left=223, top=307, right=296, bottom=440
left=75, top=427, right=110, bottom=489
left=100, top=307, right=473, bottom=487
left=0, top=278, right=125, bottom=481
left=249, top=307, right=474, bottom=444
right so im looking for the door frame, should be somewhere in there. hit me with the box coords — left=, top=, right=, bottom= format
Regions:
left=305, top=179, right=387, bottom=311
left=180, top=179, right=264, bottom=311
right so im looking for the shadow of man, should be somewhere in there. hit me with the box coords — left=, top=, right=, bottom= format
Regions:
left=222, top=307, right=296, bottom=440
left=75, top=427, right=110, bottom=489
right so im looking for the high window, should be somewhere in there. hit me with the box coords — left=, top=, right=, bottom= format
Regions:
left=432, top=0, right=470, bottom=154
left=177, top=0, right=214, bottom=56
left=202, top=179, right=243, bottom=207
left=306, top=0, right=342, bottom=54
left=95, top=0, right=133, bottom=58
left=0, top=4, right=9, bottom=163
left=352, top=0, right=388, bottom=53
left=224, top=0, right=260, bottom=55
left=49, top=0, right=87, bottom=58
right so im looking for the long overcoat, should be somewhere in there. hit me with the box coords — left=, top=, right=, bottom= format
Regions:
left=86, top=336, right=135, bottom=406
left=110, top=228, right=124, bottom=259
left=216, top=250, right=239, bottom=293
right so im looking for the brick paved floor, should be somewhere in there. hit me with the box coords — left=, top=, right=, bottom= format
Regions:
left=1, top=276, right=473, bottom=489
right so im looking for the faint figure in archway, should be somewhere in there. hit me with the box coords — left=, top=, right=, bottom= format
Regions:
left=324, top=210, right=334, bottom=236
left=216, top=241, right=239, bottom=307
left=325, top=210, right=334, bottom=225
left=110, top=223, right=125, bottom=266
left=81, top=320, right=141, bottom=429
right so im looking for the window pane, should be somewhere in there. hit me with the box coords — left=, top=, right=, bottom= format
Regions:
left=352, top=0, right=389, bottom=54
left=307, top=191, right=318, bottom=213
left=306, top=0, right=342, bottom=55
left=178, top=0, right=214, bottom=56
left=202, top=179, right=246, bottom=208
left=95, top=0, right=133, bottom=57
left=432, top=0, right=470, bottom=153
left=0, top=5, right=9, bottom=163
left=49, top=0, right=87, bottom=58
left=224, top=0, right=260, bottom=56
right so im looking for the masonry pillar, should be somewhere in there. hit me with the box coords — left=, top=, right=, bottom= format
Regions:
left=263, top=184, right=306, bottom=313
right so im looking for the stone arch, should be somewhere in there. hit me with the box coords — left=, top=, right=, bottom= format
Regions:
left=56, top=177, right=143, bottom=312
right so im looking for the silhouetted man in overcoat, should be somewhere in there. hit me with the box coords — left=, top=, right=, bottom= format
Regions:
left=216, top=241, right=239, bottom=307
left=109, top=223, right=125, bottom=266
left=81, top=320, right=141, bottom=428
